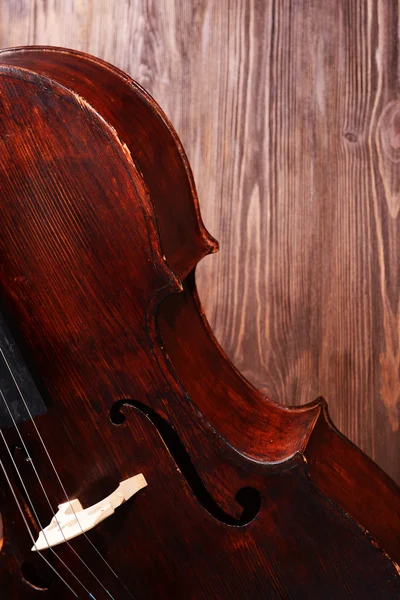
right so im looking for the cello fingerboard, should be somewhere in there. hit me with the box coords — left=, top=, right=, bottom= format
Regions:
left=0, top=311, right=47, bottom=429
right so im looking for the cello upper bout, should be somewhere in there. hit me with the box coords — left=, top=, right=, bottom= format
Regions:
left=0, top=46, right=218, bottom=282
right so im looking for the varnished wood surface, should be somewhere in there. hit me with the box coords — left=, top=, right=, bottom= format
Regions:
left=0, top=1, right=398, bottom=483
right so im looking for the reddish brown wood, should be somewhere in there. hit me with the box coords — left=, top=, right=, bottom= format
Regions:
left=0, top=46, right=398, bottom=599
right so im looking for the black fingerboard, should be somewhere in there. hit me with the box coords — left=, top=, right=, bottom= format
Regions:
left=0, top=312, right=47, bottom=429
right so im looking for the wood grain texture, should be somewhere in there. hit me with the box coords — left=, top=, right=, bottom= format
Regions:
left=0, top=0, right=398, bottom=483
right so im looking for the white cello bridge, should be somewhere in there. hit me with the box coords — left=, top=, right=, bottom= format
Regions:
left=32, top=473, right=147, bottom=551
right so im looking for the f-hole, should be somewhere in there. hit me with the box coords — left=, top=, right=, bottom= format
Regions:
left=21, top=558, right=55, bottom=591
left=109, top=400, right=261, bottom=526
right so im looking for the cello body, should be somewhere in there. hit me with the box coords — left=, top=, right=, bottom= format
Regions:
left=0, top=46, right=398, bottom=599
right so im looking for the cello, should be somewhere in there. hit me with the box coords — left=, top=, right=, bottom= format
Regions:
left=0, top=45, right=398, bottom=598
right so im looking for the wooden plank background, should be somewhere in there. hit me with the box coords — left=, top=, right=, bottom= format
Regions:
left=0, top=0, right=399, bottom=484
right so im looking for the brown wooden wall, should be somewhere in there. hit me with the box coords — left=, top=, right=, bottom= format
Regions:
left=0, top=0, right=399, bottom=484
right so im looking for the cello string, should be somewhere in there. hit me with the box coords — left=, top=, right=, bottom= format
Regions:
left=0, top=456, right=80, bottom=598
left=0, top=345, right=136, bottom=600
left=0, top=389, right=115, bottom=600
left=0, top=425, right=98, bottom=599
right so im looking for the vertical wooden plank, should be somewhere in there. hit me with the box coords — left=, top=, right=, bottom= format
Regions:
left=366, top=0, right=400, bottom=478
left=0, top=0, right=398, bottom=483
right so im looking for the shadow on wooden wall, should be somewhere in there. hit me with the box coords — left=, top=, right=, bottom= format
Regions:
left=0, top=0, right=398, bottom=483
